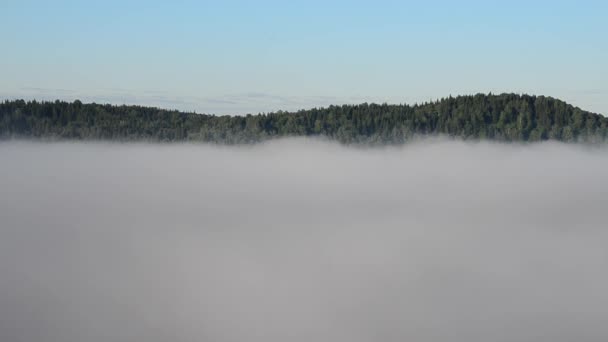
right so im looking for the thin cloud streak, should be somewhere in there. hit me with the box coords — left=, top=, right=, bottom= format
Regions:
left=2, top=87, right=606, bottom=117
left=0, top=88, right=390, bottom=115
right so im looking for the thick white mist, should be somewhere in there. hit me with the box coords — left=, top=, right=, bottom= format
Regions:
left=1, top=139, right=607, bottom=342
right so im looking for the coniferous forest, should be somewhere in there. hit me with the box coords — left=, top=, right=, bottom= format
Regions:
left=1, top=93, right=606, bottom=144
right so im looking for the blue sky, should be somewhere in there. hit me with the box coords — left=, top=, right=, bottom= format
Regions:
left=1, top=0, right=606, bottom=114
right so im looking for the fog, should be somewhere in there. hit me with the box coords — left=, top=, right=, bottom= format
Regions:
left=1, top=139, right=607, bottom=342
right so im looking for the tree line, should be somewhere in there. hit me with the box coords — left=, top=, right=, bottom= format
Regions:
left=1, top=93, right=606, bottom=144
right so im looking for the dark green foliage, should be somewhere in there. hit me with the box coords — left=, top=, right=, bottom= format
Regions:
left=1, top=94, right=606, bottom=144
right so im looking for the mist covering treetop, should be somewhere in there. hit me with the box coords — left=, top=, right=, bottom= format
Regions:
left=1, top=93, right=606, bottom=144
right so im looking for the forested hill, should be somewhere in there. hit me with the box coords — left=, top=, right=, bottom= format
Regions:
left=1, top=93, right=606, bottom=144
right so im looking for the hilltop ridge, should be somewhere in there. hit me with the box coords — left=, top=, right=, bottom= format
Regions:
left=1, top=93, right=606, bottom=144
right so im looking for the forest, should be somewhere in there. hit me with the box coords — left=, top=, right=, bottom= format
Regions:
left=1, top=93, right=606, bottom=144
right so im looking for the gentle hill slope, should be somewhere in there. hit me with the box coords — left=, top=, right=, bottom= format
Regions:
left=1, top=93, right=606, bottom=144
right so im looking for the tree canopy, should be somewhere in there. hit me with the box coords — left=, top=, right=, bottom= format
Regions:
left=1, top=93, right=606, bottom=144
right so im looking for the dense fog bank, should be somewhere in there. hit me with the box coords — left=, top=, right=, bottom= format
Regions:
left=1, top=139, right=607, bottom=342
